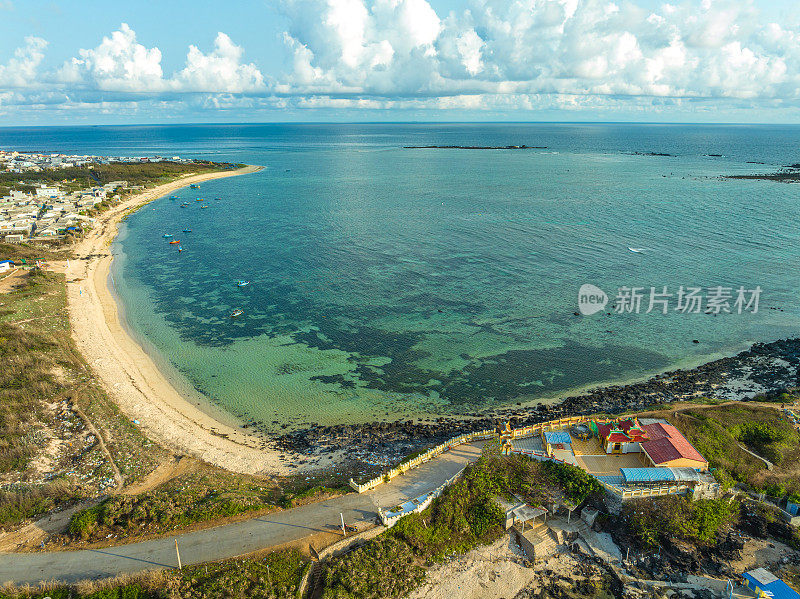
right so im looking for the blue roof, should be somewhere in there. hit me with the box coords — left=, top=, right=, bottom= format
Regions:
left=620, top=468, right=676, bottom=483
left=744, top=569, right=800, bottom=599
left=0, top=260, right=14, bottom=265
left=543, top=431, right=572, bottom=444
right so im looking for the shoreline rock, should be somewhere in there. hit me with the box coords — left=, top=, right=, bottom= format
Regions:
left=271, top=336, right=800, bottom=469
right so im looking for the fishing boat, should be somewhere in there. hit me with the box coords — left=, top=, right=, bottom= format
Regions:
left=169, top=195, right=177, bottom=200
left=200, top=205, right=209, bottom=209
left=236, top=280, right=250, bottom=287
left=190, top=184, right=199, bottom=189
left=230, top=309, right=243, bottom=318
left=169, top=240, right=180, bottom=244
left=214, top=197, right=222, bottom=201
left=182, top=229, right=192, bottom=233
left=163, top=234, right=173, bottom=238
left=180, top=204, right=188, bottom=208
left=196, top=198, right=204, bottom=202
left=178, top=245, right=183, bottom=253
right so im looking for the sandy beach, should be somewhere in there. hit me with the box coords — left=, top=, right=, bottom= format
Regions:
left=59, top=165, right=295, bottom=476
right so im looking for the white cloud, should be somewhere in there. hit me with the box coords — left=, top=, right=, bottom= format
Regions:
left=274, top=0, right=800, bottom=104
left=59, top=24, right=164, bottom=92
left=0, top=36, right=48, bottom=88
left=175, top=32, right=265, bottom=92
left=4, top=0, right=800, bottom=121
left=57, top=24, right=265, bottom=94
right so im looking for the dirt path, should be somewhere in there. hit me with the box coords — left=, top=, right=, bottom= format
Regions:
left=0, top=443, right=483, bottom=585
left=120, top=456, right=196, bottom=496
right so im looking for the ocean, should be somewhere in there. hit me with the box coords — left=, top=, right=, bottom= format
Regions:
left=2, top=123, right=799, bottom=430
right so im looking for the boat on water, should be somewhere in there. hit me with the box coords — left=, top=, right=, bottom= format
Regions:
left=180, top=205, right=188, bottom=208
left=214, top=197, right=222, bottom=201
left=169, top=196, right=177, bottom=200
left=163, top=234, right=173, bottom=238
left=169, top=240, right=181, bottom=244
left=190, top=184, right=199, bottom=189
left=182, top=229, right=192, bottom=233
left=230, top=309, right=243, bottom=318
left=236, top=280, right=250, bottom=287
left=178, top=245, right=183, bottom=253
left=196, top=198, right=204, bottom=202
left=200, top=205, right=209, bottom=209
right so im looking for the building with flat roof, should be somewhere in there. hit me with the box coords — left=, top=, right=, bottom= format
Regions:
left=743, top=568, right=800, bottom=599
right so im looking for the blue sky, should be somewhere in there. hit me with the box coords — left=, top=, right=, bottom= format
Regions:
left=1, top=0, right=799, bottom=125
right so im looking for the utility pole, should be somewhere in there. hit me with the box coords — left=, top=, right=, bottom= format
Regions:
left=175, top=539, right=182, bottom=570
left=340, top=513, right=346, bottom=536
left=266, top=564, right=272, bottom=588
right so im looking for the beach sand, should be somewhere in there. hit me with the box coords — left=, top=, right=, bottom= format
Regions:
left=58, top=166, right=295, bottom=476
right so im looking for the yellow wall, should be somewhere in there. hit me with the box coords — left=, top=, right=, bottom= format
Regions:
left=657, top=457, right=708, bottom=472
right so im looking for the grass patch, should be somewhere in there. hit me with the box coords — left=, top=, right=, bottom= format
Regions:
left=67, top=469, right=282, bottom=542
left=0, top=161, right=235, bottom=195
left=665, top=404, right=800, bottom=497
left=0, top=549, right=307, bottom=599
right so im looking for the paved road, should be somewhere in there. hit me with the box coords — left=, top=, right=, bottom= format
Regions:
left=0, top=444, right=482, bottom=584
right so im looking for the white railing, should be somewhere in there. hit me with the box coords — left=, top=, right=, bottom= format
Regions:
left=378, top=467, right=465, bottom=527
left=349, top=415, right=590, bottom=494
left=349, top=429, right=494, bottom=493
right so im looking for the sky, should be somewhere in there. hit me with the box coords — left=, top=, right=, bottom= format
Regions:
left=1, top=0, right=799, bottom=125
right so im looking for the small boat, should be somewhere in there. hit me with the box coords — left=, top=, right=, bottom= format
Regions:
left=169, top=240, right=181, bottom=244
left=182, top=229, right=192, bottom=233
left=163, top=234, right=173, bottom=238
left=628, top=247, right=646, bottom=253
left=196, top=198, right=204, bottom=202
left=170, top=195, right=177, bottom=200
left=178, top=245, right=183, bottom=253
left=190, top=184, right=199, bottom=189
left=200, top=205, right=209, bottom=209
left=180, top=205, right=188, bottom=208
left=230, top=309, right=243, bottom=318
left=236, top=280, right=250, bottom=288
left=214, top=197, right=222, bottom=201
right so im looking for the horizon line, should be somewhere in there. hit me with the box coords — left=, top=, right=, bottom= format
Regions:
left=1, top=120, right=799, bottom=129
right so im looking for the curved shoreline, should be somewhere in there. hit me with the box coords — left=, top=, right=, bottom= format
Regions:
left=61, top=165, right=295, bottom=476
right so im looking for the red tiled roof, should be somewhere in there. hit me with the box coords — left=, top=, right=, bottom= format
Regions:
left=642, top=422, right=671, bottom=440
left=642, top=425, right=706, bottom=464
left=606, top=431, right=630, bottom=443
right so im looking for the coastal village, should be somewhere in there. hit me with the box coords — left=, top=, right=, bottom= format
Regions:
left=0, top=154, right=798, bottom=599
left=0, top=150, right=202, bottom=243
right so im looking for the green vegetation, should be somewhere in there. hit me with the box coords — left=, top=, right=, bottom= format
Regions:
left=0, top=161, right=234, bottom=195
left=174, top=549, right=308, bottom=599
left=623, top=496, right=739, bottom=549
left=0, top=481, right=76, bottom=527
left=0, top=269, right=166, bottom=528
left=0, top=549, right=308, bottom=599
left=666, top=404, right=800, bottom=497
left=323, top=536, right=424, bottom=599
left=66, top=470, right=346, bottom=543
left=321, top=441, right=602, bottom=599
left=67, top=470, right=280, bottom=541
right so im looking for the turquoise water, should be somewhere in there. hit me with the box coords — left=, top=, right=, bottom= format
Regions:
left=3, top=124, right=799, bottom=430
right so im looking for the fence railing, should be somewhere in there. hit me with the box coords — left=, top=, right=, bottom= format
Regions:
left=350, top=414, right=594, bottom=494
left=349, top=429, right=494, bottom=493
left=378, top=467, right=466, bottom=527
